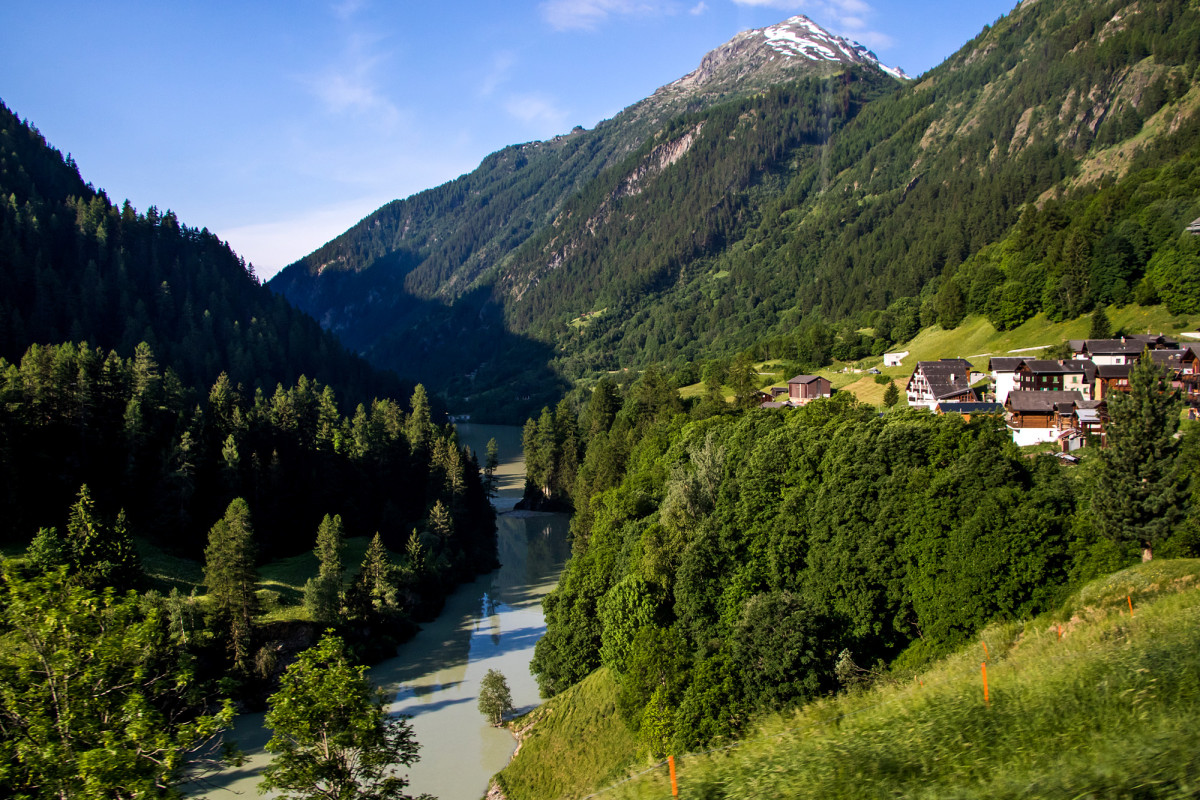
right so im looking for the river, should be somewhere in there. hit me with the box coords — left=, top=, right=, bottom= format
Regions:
left=195, top=423, right=572, bottom=800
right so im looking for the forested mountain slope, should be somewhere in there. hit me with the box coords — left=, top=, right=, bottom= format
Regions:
left=0, top=99, right=496, bottom=582
left=269, top=16, right=909, bottom=420
left=273, top=0, right=1200, bottom=422
left=0, top=99, right=402, bottom=407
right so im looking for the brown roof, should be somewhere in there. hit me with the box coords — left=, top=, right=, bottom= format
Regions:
left=1005, top=390, right=1085, bottom=413
left=1021, top=359, right=1070, bottom=374
left=787, top=374, right=828, bottom=385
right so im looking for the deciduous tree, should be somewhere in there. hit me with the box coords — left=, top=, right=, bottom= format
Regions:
left=0, top=561, right=234, bottom=799
left=260, top=632, right=429, bottom=800
left=478, top=668, right=514, bottom=726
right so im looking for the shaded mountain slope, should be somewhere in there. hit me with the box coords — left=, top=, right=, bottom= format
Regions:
left=273, top=1, right=1200, bottom=419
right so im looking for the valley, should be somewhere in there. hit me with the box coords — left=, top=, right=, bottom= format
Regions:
left=1, top=0, right=1200, bottom=797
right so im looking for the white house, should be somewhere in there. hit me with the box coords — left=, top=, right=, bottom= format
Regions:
left=883, top=351, right=909, bottom=367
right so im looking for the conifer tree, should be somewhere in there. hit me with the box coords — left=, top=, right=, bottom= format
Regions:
left=65, top=484, right=141, bottom=590
left=1089, top=306, right=1113, bottom=340
left=1092, top=351, right=1184, bottom=561
left=483, top=437, right=500, bottom=498
left=427, top=500, right=454, bottom=543
left=203, top=498, right=259, bottom=671
left=883, top=380, right=900, bottom=407
left=304, top=513, right=345, bottom=624
left=407, top=384, right=432, bottom=453
left=352, top=532, right=399, bottom=614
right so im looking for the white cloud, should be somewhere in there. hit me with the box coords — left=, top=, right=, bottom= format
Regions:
left=504, top=93, right=570, bottom=131
left=219, top=197, right=394, bottom=281
left=479, top=51, right=517, bottom=98
left=305, top=30, right=402, bottom=129
left=690, top=1, right=709, bottom=14
left=541, top=0, right=680, bottom=31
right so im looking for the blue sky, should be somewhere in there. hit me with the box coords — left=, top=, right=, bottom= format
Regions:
left=1, top=0, right=1016, bottom=280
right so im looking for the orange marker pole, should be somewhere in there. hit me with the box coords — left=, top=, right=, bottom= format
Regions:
left=1057, top=624, right=1062, bottom=640
left=981, top=639, right=989, bottom=662
left=1128, top=595, right=1134, bottom=616
left=981, top=662, right=990, bottom=705
left=668, top=755, right=679, bottom=797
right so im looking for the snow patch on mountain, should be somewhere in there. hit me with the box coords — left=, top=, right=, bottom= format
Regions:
left=763, top=16, right=910, bottom=80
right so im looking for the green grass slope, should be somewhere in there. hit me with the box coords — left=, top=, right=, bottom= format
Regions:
left=491, top=667, right=639, bottom=800
left=601, top=559, right=1200, bottom=800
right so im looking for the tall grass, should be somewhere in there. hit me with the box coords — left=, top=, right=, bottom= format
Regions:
left=605, top=560, right=1200, bottom=800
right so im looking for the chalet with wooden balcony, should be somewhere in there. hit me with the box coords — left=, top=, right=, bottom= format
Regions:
left=1004, top=390, right=1086, bottom=446
left=906, top=359, right=975, bottom=410
left=1094, top=364, right=1131, bottom=401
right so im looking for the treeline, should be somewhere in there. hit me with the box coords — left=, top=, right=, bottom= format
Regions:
left=0, top=340, right=496, bottom=574
left=525, top=366, right=1199, bottom=757
left=0, top=99, right=403, bottom=408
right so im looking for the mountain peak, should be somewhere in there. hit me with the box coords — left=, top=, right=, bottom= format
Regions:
left=662, top=14, right=909, bottom=97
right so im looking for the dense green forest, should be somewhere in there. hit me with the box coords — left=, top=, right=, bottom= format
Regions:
left=0, top=340, right=495, bottom=567
left=522, top=356, right=1199, bottom=757
left=0, top=95, right=501, bottom=795
left=272, top=0, right=1200, bottom=421
left=0, top=99, right=404, bottom=407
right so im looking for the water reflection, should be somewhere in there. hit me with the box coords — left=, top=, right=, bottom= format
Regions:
left=195, top=425, right=572, bottom=800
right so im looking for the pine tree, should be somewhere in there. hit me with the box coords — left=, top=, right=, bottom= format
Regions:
left=483, top=437, right=500, bottom=498
left=304, top=514, right=345, bottom=624
left=427, top=500, right=454, bottom=543
left=65, top=484, right=141, bottom=590
left=353, top=532, right=399, bottom=614
left=203, top=498, right=260, bottom=671
left=883, top=380, right=900, bottom=408
left=407, top=384, right=432, bottom=453
left=1089, top=306, right=1113, bottom=340
left=1092, top=351, right=1184, bottom=561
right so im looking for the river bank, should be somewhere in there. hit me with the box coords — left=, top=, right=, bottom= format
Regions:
left=191, top=423, right=571, bottom=800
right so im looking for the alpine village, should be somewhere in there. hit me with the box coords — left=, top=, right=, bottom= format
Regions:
left=5, top=0, right=1200, bottom=798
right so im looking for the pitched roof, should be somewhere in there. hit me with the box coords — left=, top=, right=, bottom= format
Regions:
left=1083, top=339, right=1147, bottom=355
left=1096, top=364, right=1131, bottom=379
left=1005, top=390, right=1085, bottom=413
left=913, top=359, right=974, bottom=400
left=787, top=374, right=828, bottom=385
left=1150, top=349, right=1189, bottom=368
left=988, top=357, right=1025, bottom=372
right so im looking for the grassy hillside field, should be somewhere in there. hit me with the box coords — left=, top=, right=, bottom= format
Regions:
left=494, top=559, right=1200, bottom=800
left=682, top=304, right=1192, bottom=406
